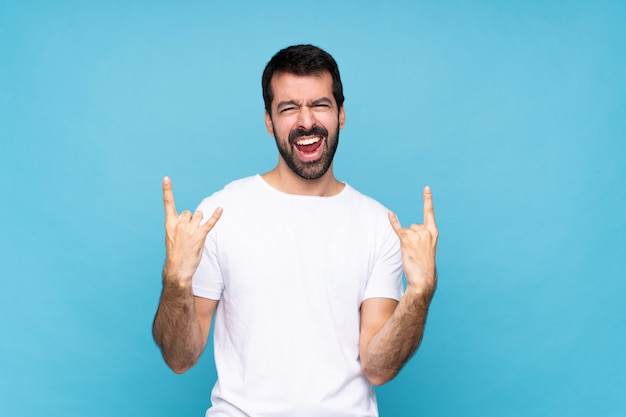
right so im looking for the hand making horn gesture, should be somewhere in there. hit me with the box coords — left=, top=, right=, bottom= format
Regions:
left=162, top=177, right=223, bottom=284
left=388, top=186, right=438, bottom=297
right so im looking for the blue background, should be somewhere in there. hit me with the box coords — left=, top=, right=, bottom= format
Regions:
left=1, top=1, right=625, bottom=416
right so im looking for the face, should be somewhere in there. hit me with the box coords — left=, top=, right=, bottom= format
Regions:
left=265, top=71, right=345, bottom=180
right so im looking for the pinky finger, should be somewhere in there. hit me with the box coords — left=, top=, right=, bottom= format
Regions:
left=388, top=211, right=403, bottom=236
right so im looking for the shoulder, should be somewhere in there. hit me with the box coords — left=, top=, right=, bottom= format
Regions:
left=196, top=175, right=263, bottom=209
left=342, top=184, right=391, bottom=217
left=216, top=175, right=264, bottom=196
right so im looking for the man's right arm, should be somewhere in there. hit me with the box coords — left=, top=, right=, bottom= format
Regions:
left=152, top=177, right=222, bottom=374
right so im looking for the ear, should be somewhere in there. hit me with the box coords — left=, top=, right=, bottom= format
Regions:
left=339, top=106, right=346, bottom=129
left=264, top=111, right=274, bottom=136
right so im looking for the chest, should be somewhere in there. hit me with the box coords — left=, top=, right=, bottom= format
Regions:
left=215, top=200, right=377, bottom=312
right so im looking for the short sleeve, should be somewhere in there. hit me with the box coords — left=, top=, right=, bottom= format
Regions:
left=192, top=198, right=224, bottom=300
left=362, top=215, right=404, bottom=301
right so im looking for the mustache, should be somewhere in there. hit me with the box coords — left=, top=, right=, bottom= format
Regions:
left=288, top=126, right=328, bottom=144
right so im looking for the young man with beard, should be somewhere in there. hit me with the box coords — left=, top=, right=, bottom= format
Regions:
left=153, top=44, right=438, bottom=417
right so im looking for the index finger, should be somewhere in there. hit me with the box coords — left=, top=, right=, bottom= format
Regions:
left=423, top=186, right=436, bottom=229
left=162, top=176, right=178, bottom=218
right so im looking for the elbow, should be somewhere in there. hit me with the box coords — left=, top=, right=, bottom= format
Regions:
left=165, top=356, right=198, bottom=375
left=361, top=364, right=398, bottom=387
left=156, top=340, right=200, bottom=375
left=153, top=332, right=201, bottom=374
left=366, top=374, right=393, bottom=387
left=170, top=364, right=191, bottom=375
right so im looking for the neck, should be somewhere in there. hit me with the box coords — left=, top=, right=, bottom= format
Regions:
left=261, top=161, right=344, bottom=197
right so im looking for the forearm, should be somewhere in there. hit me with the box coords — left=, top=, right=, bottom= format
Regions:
left=361, top=286, right=434, bottom=385
left=152, top=269, right=204, bottom=374
left=362, top=188, right=438, bottom=385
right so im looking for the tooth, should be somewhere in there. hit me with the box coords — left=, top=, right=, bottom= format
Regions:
left=297, top=137, right=321, bottom=145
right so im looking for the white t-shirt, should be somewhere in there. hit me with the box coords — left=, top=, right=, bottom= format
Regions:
left=193, top=175, right=403, bottom=417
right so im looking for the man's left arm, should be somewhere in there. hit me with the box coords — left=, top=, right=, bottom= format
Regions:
left=359, top=186, right=438, bottom=386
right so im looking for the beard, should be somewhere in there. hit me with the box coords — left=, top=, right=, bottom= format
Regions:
left=273, top=123, right=340, bottom=180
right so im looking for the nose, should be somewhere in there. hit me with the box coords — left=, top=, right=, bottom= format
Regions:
left=296, top=106, right=316, bottom=130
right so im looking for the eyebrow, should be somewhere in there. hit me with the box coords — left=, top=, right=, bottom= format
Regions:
left=276, top=100, right=300, bottom=110
left=276, top=97, right=334, bottom=110
left=310, top=97, right=333, bottom=106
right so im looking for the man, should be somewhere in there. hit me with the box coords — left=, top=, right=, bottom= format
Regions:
left=153, top=44, right=438, bottom=417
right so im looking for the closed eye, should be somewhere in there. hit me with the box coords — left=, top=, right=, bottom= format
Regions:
left=279, top=106, right=298, bottom=114
left=276, top=100, right=301, bottom=115
left=311, top=100, right=333, bottom=111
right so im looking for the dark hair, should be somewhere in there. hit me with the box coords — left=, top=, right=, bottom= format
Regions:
left=262, top=44, right=344, bottom=114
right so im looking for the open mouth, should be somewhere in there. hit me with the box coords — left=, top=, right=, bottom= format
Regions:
left=295, top=136, right=323, bottom=152
left=293, top=136, right=325, bottom=162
